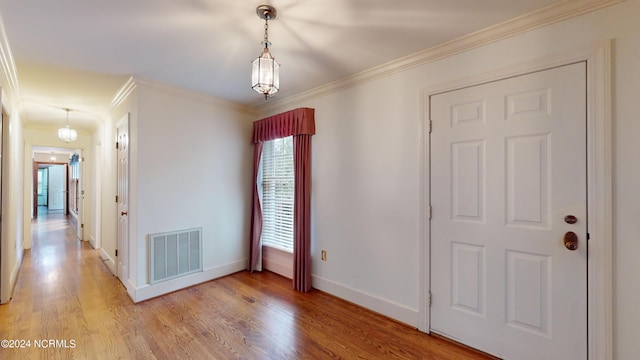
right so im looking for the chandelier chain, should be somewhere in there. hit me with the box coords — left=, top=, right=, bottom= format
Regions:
left=264, top=20, right=269, bottom=44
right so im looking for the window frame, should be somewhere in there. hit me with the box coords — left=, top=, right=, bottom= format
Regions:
left=260, top=136, right=294, bottom=253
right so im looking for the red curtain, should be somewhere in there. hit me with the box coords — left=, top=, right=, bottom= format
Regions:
left=248, top=142, right=263, bottom=272
left=249, top=108, right=315, bottom=292
left=293, top=135, right=312, bottom=291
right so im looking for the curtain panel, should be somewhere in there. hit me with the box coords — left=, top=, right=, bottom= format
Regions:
left=248, top=142, right=264, bottom=272
left=249, top=107, right=315, bottom=292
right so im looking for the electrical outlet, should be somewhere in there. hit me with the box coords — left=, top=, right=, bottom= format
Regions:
left=321, top=250, right=327, bottom=261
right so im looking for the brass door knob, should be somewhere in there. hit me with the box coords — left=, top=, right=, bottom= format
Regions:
left=564, top=231, right=578, bottom=250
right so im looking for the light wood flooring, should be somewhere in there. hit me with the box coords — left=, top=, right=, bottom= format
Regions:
left=0, top=210, right=495, bottom=359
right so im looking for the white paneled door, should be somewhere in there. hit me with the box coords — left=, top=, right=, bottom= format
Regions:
left=430, top=63, right=587, bottom=359
left=116, top=114, right=130, bottom=283
left=48, top=165, right=66, bottom=211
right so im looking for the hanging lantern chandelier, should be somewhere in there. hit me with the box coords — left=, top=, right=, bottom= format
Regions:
left=58, top=108, right=77, bottom=143
left=251, top=5, right=279, bottom=100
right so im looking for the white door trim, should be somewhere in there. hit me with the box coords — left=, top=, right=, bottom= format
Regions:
left=418, top=41, right=612, bottom=360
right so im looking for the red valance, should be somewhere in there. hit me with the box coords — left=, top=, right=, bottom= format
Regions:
left=252, top=108, right=315, bottom=143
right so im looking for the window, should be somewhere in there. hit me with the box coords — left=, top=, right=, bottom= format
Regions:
left=261, top=136, right=294, bottom=252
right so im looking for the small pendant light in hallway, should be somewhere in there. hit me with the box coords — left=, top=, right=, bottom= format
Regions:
left=58, top=108, right=77, bottom=143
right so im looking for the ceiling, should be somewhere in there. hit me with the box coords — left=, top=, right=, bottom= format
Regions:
left=0, top=0, right=565, bottom=131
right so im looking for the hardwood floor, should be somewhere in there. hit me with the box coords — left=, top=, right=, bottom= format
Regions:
left=0, top=212, right=495, bottom=359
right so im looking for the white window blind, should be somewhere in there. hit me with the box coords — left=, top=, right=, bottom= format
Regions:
left=261, top=136, right=294, bottom=252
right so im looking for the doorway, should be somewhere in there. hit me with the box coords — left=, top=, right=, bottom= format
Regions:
left=33, top=162, right=68, bottom=217
left=37, top=167, right=48, bottom=207
left=31, top=148, right=85, bottom=242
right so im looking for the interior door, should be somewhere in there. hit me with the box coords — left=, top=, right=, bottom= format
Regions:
left=48, top=165, right=66, bottom=211
left=116, top=115, right=130, bottom=282
left=430, top=63, right=587, bottom=359
left=77, top=153, right=85, bottom=241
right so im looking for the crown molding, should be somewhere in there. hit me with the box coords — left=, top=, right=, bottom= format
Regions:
left=107, top=76, right=137, bottom=113
left=258, top=0, right=624, bottom=116
left=0, top=16, right=20, bottom=110
left=133, top=77, right=257, bottom=116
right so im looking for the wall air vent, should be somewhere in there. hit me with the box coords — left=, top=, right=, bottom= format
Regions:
left=149, top=227, right=202, bottom=284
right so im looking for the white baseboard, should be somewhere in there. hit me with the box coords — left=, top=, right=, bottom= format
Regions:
left=132, top=259, right=247, bottom=303
left=312, top=274, right=419, bottom=328
left=99, top=248, right=116, bottom=275
left=1, top=250, right=24, bottom=304
left=124, top=279, right=137, bottom=302
left=89, top=235, right=97, bottom=249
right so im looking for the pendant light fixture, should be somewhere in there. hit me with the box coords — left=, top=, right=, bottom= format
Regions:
left=251, top=5, right=279, bottom=100
left=58, top=108, right=77, bottom=143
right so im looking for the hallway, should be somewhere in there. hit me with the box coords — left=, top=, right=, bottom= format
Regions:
left=0, top=212, right=494, bottom=359
left=0, top=208, right=129, bottom=358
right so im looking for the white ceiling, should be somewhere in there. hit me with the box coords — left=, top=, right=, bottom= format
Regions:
left=0, top=0, right=565, bottom=130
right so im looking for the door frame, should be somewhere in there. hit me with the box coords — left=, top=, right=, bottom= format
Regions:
left=418, top=41, right=612, bottom=359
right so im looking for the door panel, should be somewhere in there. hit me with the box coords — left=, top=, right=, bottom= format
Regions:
left=430, top=63, right=587, bottom=359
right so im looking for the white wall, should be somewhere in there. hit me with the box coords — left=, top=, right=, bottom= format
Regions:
left=127, top=81, right=253, bottom=300
left=259, top=0, right=640, bottom=358
left=0, top=22, right=23, bottom=303
left=89, top=134, right=102, bottom=250
left=0, top=103, right=24, bottom=304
